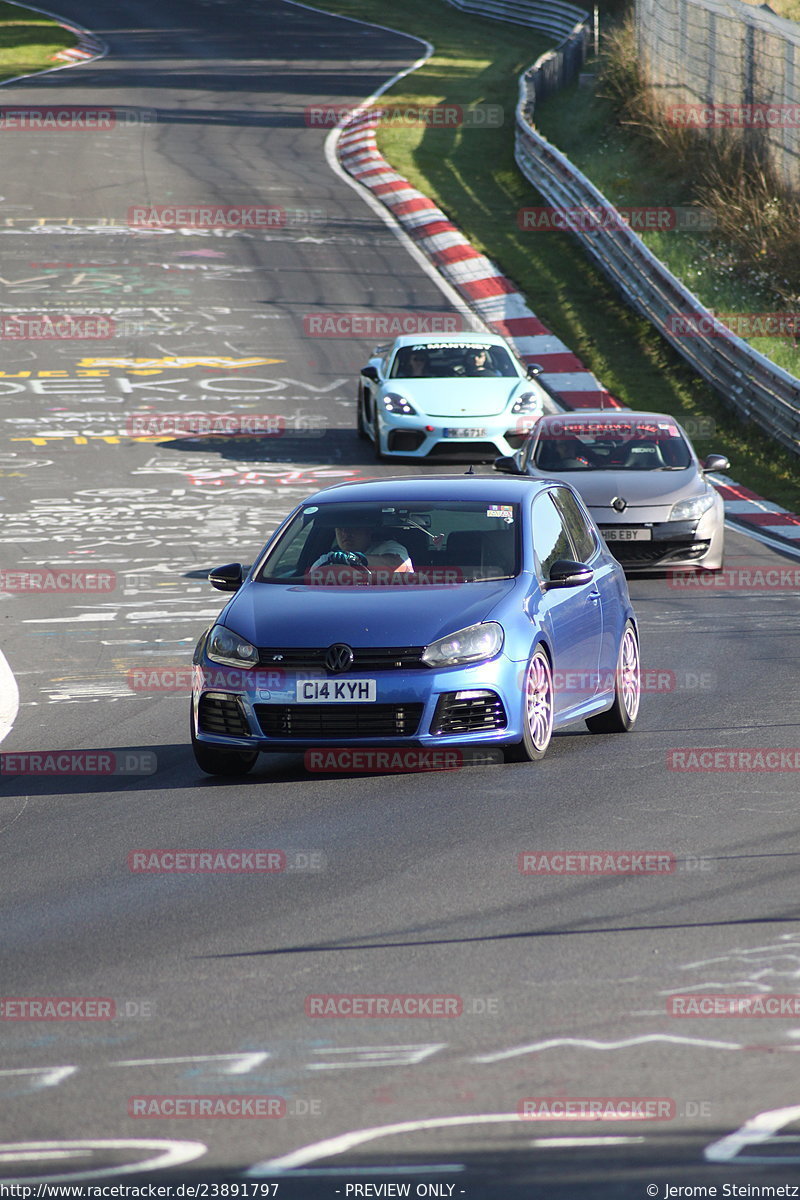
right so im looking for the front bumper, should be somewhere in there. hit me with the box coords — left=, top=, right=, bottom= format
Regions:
left=376, top=411, right=537, bottom=458
left=192, top=653, right=525, bottom=754
left=597, top=522, right=710, bottom=569
left=594, top=505, right=723, bottom=571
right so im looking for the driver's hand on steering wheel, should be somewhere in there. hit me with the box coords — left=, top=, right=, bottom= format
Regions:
left=323, top=549, right=369, bottom=567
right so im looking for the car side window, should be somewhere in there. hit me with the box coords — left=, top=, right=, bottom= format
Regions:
left=532, top=493, right=574, bottom=579
left=552, top=488, right=597, bottom=563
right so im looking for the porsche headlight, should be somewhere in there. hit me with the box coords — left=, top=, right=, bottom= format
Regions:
left=669, top=492, right=715, bottom=522
left=382, top=392, right=417, bottom=415
left=511, top=391, right=542, bottom=415
left=422, top=622, right=504, bottom=667
left=207, top=624, right=258, bottom=669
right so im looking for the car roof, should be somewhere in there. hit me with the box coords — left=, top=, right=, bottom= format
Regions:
left=303, top=474, right=562, bottom=506
left=537, top=409, right=682, bottom=426
left=387, top=333, right=510, bottom=350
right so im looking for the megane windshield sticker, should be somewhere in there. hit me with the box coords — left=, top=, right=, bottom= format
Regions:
left=409, top=342, right=491, bottom=351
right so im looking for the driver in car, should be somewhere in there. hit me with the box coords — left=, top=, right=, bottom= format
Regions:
left=311, top=525, right=413, bottom=574
left=464, top=347, right=498, bottom=376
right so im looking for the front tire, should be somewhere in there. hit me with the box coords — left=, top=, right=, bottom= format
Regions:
left=191, top=707, right=258, bottom=776
left=357, top=389, right=369, bottom=441
left=585, top=620, right=640, bottom=734
left=373, top=412, right=387, bottom=461
left=506, top=645, right=554, bottom=761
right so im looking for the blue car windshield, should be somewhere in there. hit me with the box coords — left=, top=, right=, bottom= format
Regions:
left=256, top=501, right=520, bottom=586
left=390, top=343, right=518, bottom=379
left=533, top=420, right=693, bottom=471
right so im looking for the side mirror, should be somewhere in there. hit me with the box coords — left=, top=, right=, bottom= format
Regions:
left=494, top=454, right=521, bottom=475
left=208, top=562, right=245, bottom=592
left=545, top=559, right=594, bottom=589
left=702, top=453, right=730, bottom=472
left=361, top=365, right=379, bottom=383
left=526, top=362, right=544, bottom=379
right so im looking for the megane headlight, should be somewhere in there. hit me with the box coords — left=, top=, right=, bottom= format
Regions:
left=382, top=392, right=417, bottom=415
left=206, top=624, right=258, bottom=669
left=669, top=493, right=715, bottom=521
left=422, top=622, right=504, bottom=667
left=510, top=391, right=541, bottom=414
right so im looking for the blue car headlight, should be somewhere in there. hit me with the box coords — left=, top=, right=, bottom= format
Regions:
left=206, top=624, right=259, bottom=669
left=669, top=492, right=715, bottom=522
left=382, top=392, right=418, bottom=415
left=422, top=622, right=504, bottom=667
left=510, top=391, right=541, bottom=415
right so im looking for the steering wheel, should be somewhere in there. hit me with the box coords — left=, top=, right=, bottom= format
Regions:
left=309, top=550, right=373, bottom=583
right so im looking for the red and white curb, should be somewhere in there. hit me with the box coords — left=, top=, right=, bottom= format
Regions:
left=51, top=40, right=101, bottom=63
left=337, top=109, right=617, bottom=412
left=713, top=479, right=800, bottom=549
left=335, top=108, right=800, bottom=551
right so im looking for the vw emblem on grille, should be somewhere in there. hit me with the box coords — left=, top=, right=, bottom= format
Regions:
left=325, top=643, right=354, bottom=673
left=611, top=496, right=628, bottom=513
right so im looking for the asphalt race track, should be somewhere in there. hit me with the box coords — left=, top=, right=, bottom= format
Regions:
left=2, top=1, right=800, bottom=1195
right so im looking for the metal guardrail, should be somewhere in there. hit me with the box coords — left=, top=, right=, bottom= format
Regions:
left=444, top=0, right=588, bottom=42
left=446, top=0, right=800, bottom=455
left=514, top=103, right=800, bottom=456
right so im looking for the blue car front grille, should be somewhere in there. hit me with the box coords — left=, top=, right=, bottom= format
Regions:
left=254, top=703, right=424, bottom=739
left=257, top=646, right=425, bottom=671
left=431, top=691, right=507, bottom=735
left=198, top=694, right=250, bottom=738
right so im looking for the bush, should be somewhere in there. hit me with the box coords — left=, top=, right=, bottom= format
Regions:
left=598, top=11, right=800, bottom=305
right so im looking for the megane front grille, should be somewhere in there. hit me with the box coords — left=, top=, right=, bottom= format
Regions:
left=605, top=541, right=709, bottom=566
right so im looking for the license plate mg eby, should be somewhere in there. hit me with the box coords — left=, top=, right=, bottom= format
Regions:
left=296, top=678, right=377, bottom=702
left=603, top=528, right=652, bottom=541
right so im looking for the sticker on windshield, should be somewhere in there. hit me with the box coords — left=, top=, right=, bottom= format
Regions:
left=487, top=505, right=514, bottom=522
left=410, top=342, right=488, bottom=351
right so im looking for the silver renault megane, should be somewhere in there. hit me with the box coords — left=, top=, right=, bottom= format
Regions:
left=496, top=410, right=730, bottom=572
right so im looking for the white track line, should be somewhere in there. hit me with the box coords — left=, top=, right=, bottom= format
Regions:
left=0, top=649, right=20, bottom=746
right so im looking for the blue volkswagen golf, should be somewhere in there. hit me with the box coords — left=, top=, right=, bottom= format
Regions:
left=190, top=475, right=640, bottom=774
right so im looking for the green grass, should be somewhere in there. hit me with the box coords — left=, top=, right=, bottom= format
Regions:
left=0, top=0, right=77, bottom=82
left=315, top=0, right=800, bottom=510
